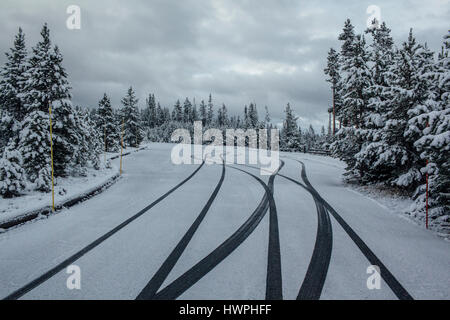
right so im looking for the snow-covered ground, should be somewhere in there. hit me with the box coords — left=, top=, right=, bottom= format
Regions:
left=0, top=144, right=147, bottom=227
left=0, top=143, right=448, bottom=300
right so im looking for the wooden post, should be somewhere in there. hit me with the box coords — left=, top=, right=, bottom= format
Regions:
left=49, top=102, right=55, bottom=212
left=120, top=118, right=124, bottom=175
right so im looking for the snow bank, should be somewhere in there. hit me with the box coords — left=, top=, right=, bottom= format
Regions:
left=0, top=144, right=148, bottom=230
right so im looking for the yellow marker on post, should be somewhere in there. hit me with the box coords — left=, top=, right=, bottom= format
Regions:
left=120, top=118, right=124, bottom=175
left=49, top=101, right=55, bottom=212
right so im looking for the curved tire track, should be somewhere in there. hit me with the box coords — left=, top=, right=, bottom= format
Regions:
left=3, top=161, right=206, bottom=300
left=136, top=161, right=226, bottom=300
left=241, top=163, right=332, bottom=300
left=292, top=158, right=413, bottom=300
left=150, top=162, right=283, bottom=300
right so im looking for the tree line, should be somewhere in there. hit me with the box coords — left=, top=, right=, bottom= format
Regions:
left=0, top=24, right=327, bottom=199
left=0, top=25, right=144, bottom=197
left=324, top=19, right=449, bottom=229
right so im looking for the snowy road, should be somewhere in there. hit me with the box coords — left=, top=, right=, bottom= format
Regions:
left=0, top=143, right=448, bottom=300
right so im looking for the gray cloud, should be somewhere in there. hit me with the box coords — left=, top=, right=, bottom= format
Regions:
left=0, top=0, right=448, bottom=130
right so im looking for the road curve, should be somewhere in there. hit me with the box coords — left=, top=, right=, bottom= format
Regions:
left=136, top=161, right=226, bottom=299
left=3, top=161, right=206, bottom=300
left=150, top=162, right=283, bottom=300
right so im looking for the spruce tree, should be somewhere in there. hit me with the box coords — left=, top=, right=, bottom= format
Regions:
left=155, top=102, right=164, bottom=126
left=410, top=31, right=450, bottom=229
left=324, top=47, right=342, bottom=131
left=207, top=94, right=214, bottom=126
left=173, top=99, right=183, bottom=122
left=183, top=98, right=192, bottom=123
left=337, top=19, right=356, bottom=127
left=19, top=109, right=51, bottom=192
left=199, top=100, right=207, bottom=126
left=0, top=141, right=26, bottom=198
left=248, top=103, right=259, bottom=128
left=281, top=103, right=301, bottom=151
left=97, top=93, right=120, bottom=152
left=121, top=86, right=143, bottom=147
left=0, top=28, right=28, bottom=151
left=20, top=24, right=79, bottom=177
left=191, top=99, right=198, bottom=122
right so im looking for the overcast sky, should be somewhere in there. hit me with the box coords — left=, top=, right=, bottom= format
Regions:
left=0, top=0, right=449, bottom=129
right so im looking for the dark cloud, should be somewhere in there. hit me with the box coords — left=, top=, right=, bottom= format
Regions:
left=0, top=0, right=448, bottom=130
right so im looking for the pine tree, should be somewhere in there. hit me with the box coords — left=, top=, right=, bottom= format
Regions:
left=155, top=102, right=164, bottom=126
left=82, top=108, right=102, bottom=170
left=248, top=103, right=259, bottom=128
left=410, top=31, right=450, bottom=229
left=337, top=19, right=356, bottom=127
left=353, top=21, right=395, bottom=183
left=0, top=28, right=28, bottom=151
left=199, top=100, right=207, bottom=126
left=183, top=98, right=192, bottom=123
left=207, top=94, right=214, bottom=126
left=191, top=98, right=198, bottom=122
left=49, top=46, right=80, bottom=177
left=281, top=103, right=301, bottom=151
left=143, top=93, right=156, bottom=128
left=20, top=25, right=79, bottom=177
left=121, top=86, right=143, bottom=147
left=341, top=35, right=372, bottom=128
left=264, top=106, right=271, bottom=129
left=324, top=47, right=342, bottom=132
left=357, top=30, right=430, bottom=188
left=0, top=141, right=26, bottom=198
left=173, top=99, right=183, bottom=122
left=97, top=93, right=120, bottom=152
left=18, top=109, right=51, bottom=192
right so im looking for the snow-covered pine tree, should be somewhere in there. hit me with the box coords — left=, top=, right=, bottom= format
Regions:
left=49, top=45, right=80, bottom=177
left=264, top=106, right=271, bottom=129
left=361, top=30, right=430, bottom=189
left=324, top=47, right=342, bottom=133
left=173, top=99, right=183, bottom=122
left=18, top=109, right=51, bottom=192
left=79, top=107, right=102, bottom=170
left=222, top=104, right=229, bottom=127
left=183, top=98, right=192, bottom=123
left=332, top=33, right=372, bottom=178
left=199, top=100, right=207, bottom=126
left=191, top=98, right=198, bottom=123
left=71, top=106, right=90, bottom=176
left=281, top=103, right=301, bottom=151
left=341, top=34, right=372, bottom=129
left=337, top=19, right=356, bottom=127
left=0, top=28, right=28, bottom=152
left=121, top=86, right=143, bottom=148
left=248, top=103, right=259, bottom=128
left=97, top=93, right=120, bottom=152
left=20, top=24, right=79, bottom=177
left=207, top=94, right=214, bottom=126
left=409, top=31, right=450, bottom=230
left=353, top=21, right=395, bottom=183
left=0, top=141, right=26, bottom=198
left=154, top=102, right=163, bottom=127
left=142, top=94, right=155, bottom=129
